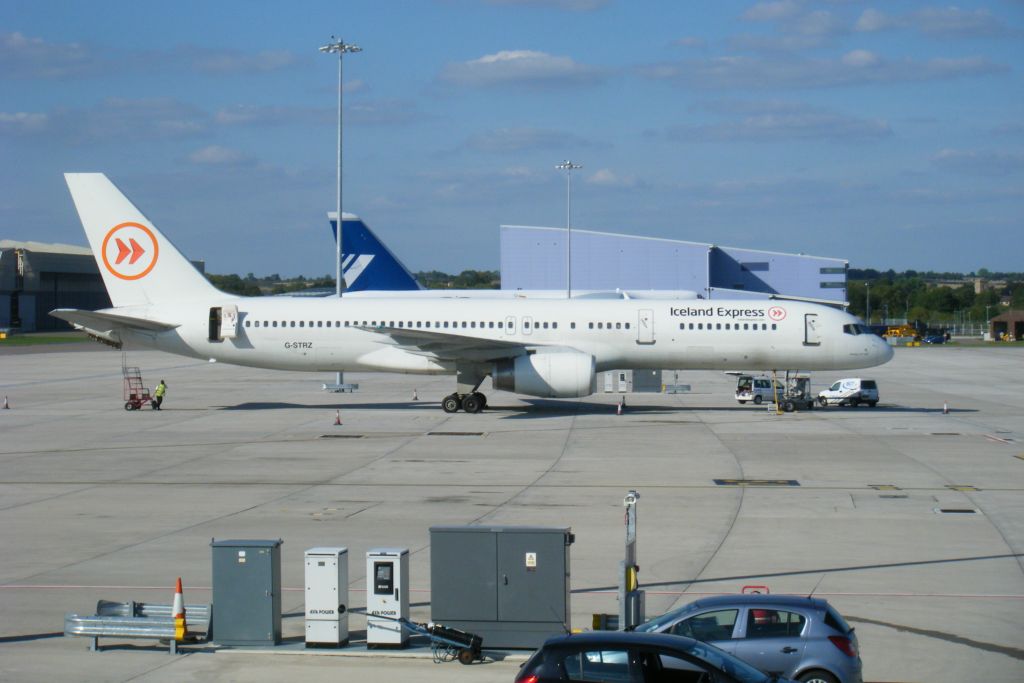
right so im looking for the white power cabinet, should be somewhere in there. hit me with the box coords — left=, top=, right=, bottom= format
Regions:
left=305, top=547, right=349, bottom=646
left=366, top=547, right=409, bottom=648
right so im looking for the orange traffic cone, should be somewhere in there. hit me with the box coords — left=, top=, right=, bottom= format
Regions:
left=172, top=577, right=188, bottom=643
left=334, top=409, right=342, bottom=425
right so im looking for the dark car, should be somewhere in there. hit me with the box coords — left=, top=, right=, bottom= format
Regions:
left=634, top=595, right=861, bottom=683
left=515, top=630, right=793, bottom=683
left=922, top=335, right=945, bottom=344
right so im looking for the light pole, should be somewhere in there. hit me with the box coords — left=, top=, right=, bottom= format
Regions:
left=865, top=282, right=871, bottom=323
left=320, top=36, right=361, bottom=392
left=556, top=161, right=582, bottom=299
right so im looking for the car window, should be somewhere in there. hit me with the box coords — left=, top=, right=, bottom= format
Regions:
left=829, top=382, right=841, bottom=391
left=824, top=605, right=852, bottom=634
left=683, top=640, right=772, bottom=683
left=562, top=648, right=639, bottom=682
left=745, top=609, right=805, bottom=639
left=861, top=380, right=877, bottom=390
left=671, top=609, right=739, bottom=641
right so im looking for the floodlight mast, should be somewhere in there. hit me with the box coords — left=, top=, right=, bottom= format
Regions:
left=319, top=36, right=362, bottom=298
left=556, top=161, right=582, bottom=299
left=320, top=36, right=361, bottom=393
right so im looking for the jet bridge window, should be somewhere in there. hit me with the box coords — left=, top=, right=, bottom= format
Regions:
left=772, top=323, right=777, bottom=330
left=588, top=322, right=594, bottom=329
left=571, top=322, right=576, bottom=329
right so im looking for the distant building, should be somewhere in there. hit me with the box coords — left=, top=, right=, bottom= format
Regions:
left=500, top=225, right=847, bottom=303
left=0, top=241, right=203, bottom=332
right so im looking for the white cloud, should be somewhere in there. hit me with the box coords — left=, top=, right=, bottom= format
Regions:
left=672, top=36, right=707, bottom=48
left=639, top=53, right=1007, bottom=89
left=0, top=98, right=210, bottom=143
left=854, top=8, right=899, bottom=33
left=465, top=127, right=596, bottom=153
left=0, top=31, right=102, bottom=79
left=841, top=50, right=880, bottom=68
left=215, top=105, right=331, bottom=126
left=586, top=168, right=639, bottom=187
left=742, top=1, right=801, bottom=22
left=187, top=145, right=254, bottom=166
left=932, top=148, right=1024, bottom=175
left=439, top=50, right=606, bottom=88
left=854, top=6, right=1011, bottom=37
left=188, top=48, right=301, bottom=74
left=0, top=111, right=49, bottom=136
left=485, top=0, right=610, bottom=10
left=665, top=101, right=891, bottom=142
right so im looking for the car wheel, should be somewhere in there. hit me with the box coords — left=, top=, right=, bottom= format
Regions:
left=868, top=401, right=877, bottom=407
left=753, top=395, right=763, bottom=405
left=849, top=397, right=860, bottom=407
left=818, top=396, right=828, bottom=407
left=797, top=670, right=840, bottom=683
left=783, top=401, right=795, bottom=412
left=738, top=400, right=747, bottom=404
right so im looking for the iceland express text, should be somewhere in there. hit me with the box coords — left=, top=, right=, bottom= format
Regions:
left=669, top=306, right=766, bottom=319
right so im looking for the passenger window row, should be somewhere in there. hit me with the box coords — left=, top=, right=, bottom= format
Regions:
left=241, top=318, right=630, bottom=331
left=679, top=322, right=777, bottom=331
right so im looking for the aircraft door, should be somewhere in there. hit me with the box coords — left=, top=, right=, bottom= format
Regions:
left=208, top=307, right=222, bottom=342
left=505, top=316, right=516, bottom=335
left=804, top=313, right=821, bottom=345
left=637, top=309, right=655, bottom=345
left=220, top=304, right=238, bottom=339
left=523, top=316, right=533, bottom=335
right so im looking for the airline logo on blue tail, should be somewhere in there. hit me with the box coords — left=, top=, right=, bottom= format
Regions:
left=329, top=214, right=423, bottom=291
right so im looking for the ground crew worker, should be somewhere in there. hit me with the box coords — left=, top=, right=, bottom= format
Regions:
left=153, top=380, right=167, bottom=410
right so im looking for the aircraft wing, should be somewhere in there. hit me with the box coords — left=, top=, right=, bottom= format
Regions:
left=359, top=325, right=530, bottom=362
left=50, top=308, right=180, bottom=333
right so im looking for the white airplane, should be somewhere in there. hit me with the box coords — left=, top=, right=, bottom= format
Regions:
left=52, top=173, right=893, bottom=413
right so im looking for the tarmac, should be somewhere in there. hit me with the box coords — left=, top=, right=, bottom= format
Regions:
left=1, top=340, right=1022, bottom=682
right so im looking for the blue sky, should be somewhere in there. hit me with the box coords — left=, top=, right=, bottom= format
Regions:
left=2, top=0, right=1022, bottom=276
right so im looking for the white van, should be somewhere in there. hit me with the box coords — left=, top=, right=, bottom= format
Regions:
left=818, top=378, right=879, bottom=407
left=735, top=375, right=783, bottom=405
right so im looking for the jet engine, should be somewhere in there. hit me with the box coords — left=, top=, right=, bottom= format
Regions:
left=493, top=350, right=596, bottom=398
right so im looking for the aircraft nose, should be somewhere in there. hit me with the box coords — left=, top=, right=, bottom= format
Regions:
left=877, top=338, right=894, bottom=364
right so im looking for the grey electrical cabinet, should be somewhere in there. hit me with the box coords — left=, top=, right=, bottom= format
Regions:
left=430, top=526, right=573, bottom=648
left=211, top=539, right=282, bottom=646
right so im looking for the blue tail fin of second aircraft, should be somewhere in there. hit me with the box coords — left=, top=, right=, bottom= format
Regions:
left=328, top=212, right=423, bottom=292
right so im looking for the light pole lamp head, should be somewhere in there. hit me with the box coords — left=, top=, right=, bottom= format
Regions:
left=319, top=37, right=362, bottom=54
left=556, top=160, right=582, bottom=172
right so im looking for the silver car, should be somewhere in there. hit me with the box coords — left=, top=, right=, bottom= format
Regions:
left=634, top=595, right=862, bottom=683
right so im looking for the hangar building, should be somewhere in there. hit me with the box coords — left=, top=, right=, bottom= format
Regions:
left=500, top=225, right=847, bottom=303
left=0, top=241, right=110, bottom=332
left=0, top=241, right=204, bottom=333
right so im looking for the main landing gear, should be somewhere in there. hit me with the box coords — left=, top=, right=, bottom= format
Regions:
left=442, top=392, right=488, bottom=414
left=442, top=363, right=490, bottom=413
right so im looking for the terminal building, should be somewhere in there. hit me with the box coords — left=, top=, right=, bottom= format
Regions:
left=500, top=225, right=848, bottom=303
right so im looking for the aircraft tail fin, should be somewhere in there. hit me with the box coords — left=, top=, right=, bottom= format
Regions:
left=64, top=173, right=219, bottom=307
left=328, top=212, right=423, bottom=292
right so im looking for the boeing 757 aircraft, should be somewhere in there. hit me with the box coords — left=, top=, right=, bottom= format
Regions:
left=51, top=174, right=893, bottom=413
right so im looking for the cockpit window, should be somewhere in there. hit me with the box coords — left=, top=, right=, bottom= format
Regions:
left=844, top=323, right=876, bottom=336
